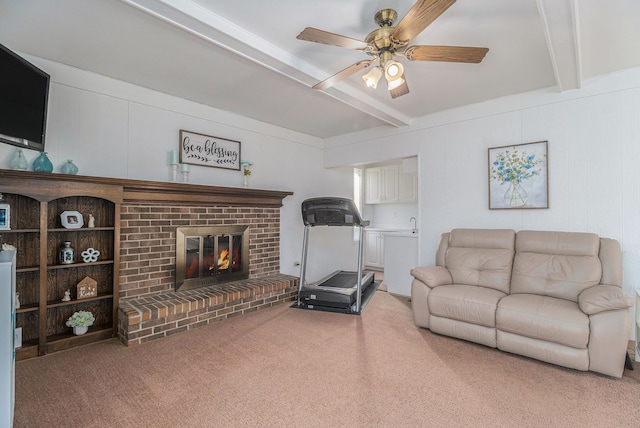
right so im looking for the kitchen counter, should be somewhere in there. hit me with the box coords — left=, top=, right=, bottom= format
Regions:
left=383, top=230, right=418, bottom=237
left=366, top=226, right=414, bottom=232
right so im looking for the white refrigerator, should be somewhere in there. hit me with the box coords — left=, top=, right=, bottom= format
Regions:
left=0, top=249, right=16, bottom=428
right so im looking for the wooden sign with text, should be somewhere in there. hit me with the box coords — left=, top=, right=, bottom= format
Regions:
left=179, top=130, right=241, bottom=171
left=77, top=276, right=98, bottom=300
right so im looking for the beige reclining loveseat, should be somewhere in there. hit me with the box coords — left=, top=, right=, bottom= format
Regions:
left=410, top=229, right=633, bottom=378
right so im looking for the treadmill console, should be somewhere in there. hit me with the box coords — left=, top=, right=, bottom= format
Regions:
left=301, top=197, right=369, bottom=227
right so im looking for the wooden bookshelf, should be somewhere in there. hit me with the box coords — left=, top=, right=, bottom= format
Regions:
left=0, top=171, right=122, bottom=360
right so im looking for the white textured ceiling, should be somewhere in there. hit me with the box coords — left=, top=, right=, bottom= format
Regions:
left=1, top=0, right=639, bottom=139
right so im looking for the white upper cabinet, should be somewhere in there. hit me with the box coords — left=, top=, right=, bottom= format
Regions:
left=365, top=162, right=417, bottom=204
left=365, top=165, right=398, bottom=204
left=398, top=171, right=418, bottom=203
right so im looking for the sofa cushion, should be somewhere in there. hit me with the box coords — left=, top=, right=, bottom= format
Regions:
left=497, top=294, right=589, bottom=349
left=428, top=284, right=506, bottom=328
left=446, top=229, right=515, bottom=294
left=511, top=231, right=602, bottom=302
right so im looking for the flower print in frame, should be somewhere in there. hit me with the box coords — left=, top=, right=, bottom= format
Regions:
left=488, top=141, right=548, bottom=209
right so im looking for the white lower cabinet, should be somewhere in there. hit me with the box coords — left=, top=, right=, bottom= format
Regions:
left=384, top=234, right=418, bottom=297
left=365, top=230, right=384, bottom=269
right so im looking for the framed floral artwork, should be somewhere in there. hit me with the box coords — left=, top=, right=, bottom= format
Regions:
left=488, top=141, right=548, bottom=209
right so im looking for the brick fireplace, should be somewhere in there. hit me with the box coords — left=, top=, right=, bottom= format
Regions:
left=175, top=225, right=250, bottom=291
left=116, top=181, right=297, bottom=346
left=118, top=205, right=282, bottom=298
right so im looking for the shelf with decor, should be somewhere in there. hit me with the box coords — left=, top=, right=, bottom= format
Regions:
left=15, top=304, right=39, bottom=313
left=47, top=260, right=114, bottom=269
left=46, top=293, right=114, bottom=309
left=0, top=170, right=122, bottom=360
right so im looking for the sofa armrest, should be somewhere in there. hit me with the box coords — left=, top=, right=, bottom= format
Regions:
left=578, top=285, right=633, bottom=315
left=410, top=266, right=453, bottom=288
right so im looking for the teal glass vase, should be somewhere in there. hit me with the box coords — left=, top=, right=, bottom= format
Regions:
left=10, top=148, right=28, bottom=170
left=32, top=152, right=53, bottom=173
left=61, top=159, right=79, bottom=175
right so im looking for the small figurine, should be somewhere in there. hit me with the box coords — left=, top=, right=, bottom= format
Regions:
left=15, top=292, right=20, bottom=309
left=88, top=213, right=95, bottom=228
left=61, top=289, right=71, bottom=302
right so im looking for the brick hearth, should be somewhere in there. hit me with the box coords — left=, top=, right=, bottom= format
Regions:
left=118, top=274, right=297, bottom=346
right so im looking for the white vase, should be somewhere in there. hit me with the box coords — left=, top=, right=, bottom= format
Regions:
left=73, top=326, right=88, bottom=335
left=504, top=181, right=528, bottom=208
left=243, top=175, right=249, bottom=188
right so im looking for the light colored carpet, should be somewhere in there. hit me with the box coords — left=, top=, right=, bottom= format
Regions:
left=14, top=291, right=640, bottom=427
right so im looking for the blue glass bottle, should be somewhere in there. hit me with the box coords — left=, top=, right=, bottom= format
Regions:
left=10, top=148, right=28, bottom=170
left=61, top=160, right=79, bottom=175
left=32, top=152, right=53, bottom=173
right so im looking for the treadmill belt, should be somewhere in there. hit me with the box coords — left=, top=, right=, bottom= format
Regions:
left=320, top=272, right=361, bottom=288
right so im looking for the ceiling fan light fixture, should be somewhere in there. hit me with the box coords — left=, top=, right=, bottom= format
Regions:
left=384, top=60, right=404, bottom=81
left=362, top=66, right=383, bottom=88
left=387, top=76, right=405, bottom=91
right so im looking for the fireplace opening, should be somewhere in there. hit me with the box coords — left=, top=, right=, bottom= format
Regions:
left=176, top=225, right=249, bottom=291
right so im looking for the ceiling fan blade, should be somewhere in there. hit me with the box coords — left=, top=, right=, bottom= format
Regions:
left=389, top=75, right=410, bottom=99
left=405, top=45, right=489, bottom=63
left=312, top=60, right=372, bottom=90
left=297, top=27, right=369, bottom=51
left=392, top=0, right=456, bottom=44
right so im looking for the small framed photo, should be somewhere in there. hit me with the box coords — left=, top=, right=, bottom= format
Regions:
left=0, top=201, right=10, bottom=230
left=61, top=211, right=84, bottom=229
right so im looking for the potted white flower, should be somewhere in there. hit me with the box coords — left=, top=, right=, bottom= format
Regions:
left=66, top=310, right=95, bottom=335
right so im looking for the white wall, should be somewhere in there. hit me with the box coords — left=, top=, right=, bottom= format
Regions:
left=325, top=67, right=640, bottom=335
left=363, top=203, right=418, bottom=229
left=0, top=55, right=357, bottom=282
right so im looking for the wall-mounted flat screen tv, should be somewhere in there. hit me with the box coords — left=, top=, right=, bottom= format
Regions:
left=0, top=43, right=50, bottom=152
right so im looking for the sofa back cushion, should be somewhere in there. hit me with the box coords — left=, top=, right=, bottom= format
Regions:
left=599, top=238, right=623, bottom=287
left=435, top=232, right=450, bottom=267
left=511, top=231, right=602, bottom=302
left=445, top=229, right=516, bottom=294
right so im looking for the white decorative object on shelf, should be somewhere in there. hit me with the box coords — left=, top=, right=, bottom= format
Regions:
left=59, top=241, right=75, bottom=264
left=81, top=248, right=100, bottom=263
left=170, top=149, right=179, bottom=182
left=60, top=211, right=83, bottom=229
left=61, top=290, right=71, bottom=302
left=241, top=160, right=252, bottom=188
left=180, top=163, right=189, bottom=182
left=88, top=213, right=95, bottom=228
left=14, top=293, right=19, bottom=309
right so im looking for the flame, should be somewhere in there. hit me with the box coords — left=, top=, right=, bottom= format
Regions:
left=218, top=249, right=229, bottom=270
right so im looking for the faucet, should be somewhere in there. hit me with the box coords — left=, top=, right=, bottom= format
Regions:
left=410, top=217, right=417, bottom=233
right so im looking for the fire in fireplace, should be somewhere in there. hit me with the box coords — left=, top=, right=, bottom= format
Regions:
left=176, top=225, right=249, bottom=291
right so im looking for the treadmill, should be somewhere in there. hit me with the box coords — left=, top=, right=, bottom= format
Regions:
left=295, top=197, right=377, bottom=314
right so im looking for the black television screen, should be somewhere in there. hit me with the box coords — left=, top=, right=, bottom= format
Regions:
left=0, top=43, right=50, bottom=152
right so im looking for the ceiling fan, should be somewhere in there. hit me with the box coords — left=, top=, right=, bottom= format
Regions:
left=296, top=0, right=489, bottom=99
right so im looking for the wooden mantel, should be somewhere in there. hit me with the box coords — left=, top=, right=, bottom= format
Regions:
left=0, top=170, right=293, bottom=207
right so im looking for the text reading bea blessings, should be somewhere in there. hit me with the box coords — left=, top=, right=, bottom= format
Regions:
left=182, top=136, right=238, bottom=164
